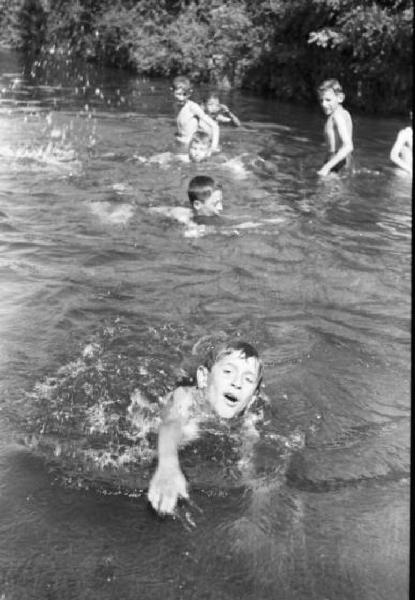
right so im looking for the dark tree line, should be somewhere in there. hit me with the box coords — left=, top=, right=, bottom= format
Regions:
left=0, top=0, right=412, bottom=114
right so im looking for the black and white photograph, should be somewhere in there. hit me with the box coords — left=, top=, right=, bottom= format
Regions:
left=0, top=1, right=411, bottom=599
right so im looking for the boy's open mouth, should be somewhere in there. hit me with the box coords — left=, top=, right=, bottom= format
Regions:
left=224, top=392, right=238, bottom=404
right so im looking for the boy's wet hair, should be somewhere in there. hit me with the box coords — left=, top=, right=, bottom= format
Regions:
left=172, top=75, right=192, bottom=93
left=318, top=78, right=344, bottom=96
left=187, top=175, right=218, bottom=207
left=203, top=340, right=263, bottom=391
left=206, top=91, right=220, bottom=102
left=190, top=130, right=211, bottom=146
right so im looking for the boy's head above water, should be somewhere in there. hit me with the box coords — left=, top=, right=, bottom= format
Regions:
left=196, top=340, right=262, bottom=419
left=188, top=130, right=211, bottom=162
left=187, top=175, right=223, bottom=216
left=317, top=78, right=345, bottom=116
left=205, top=92, right=221, bottom=116
left=172, top=75, right=192, bottom=104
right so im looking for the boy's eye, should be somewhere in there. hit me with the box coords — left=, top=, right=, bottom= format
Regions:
left=245, top=376, right=254, bottom=384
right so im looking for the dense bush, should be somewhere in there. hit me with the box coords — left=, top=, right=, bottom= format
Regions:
left=0, top=0, right=412, bottom=113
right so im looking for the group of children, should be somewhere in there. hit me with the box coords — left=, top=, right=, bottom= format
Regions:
left=146, top=75, right=412, bottom=518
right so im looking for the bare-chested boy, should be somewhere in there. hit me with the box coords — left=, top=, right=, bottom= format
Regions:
left=317, top=79, right=354, bottom=176
left=390, top=112, right=412, bottom=176
left=172, top=76, right=220, bottom=152
left=148, top=340, right=262, bottom=514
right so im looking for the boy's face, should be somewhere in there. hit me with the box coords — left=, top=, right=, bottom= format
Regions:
left=198, top=350, right=260, bottom=419
left=173, top=86, right=189, bottom=105
left=206, top=97, right=220, bottom=115
left=188, top=140, right=211, bottom=163
left=319, top=89, right=342, bottom=116
left=194, top=189, right=223, bottom=216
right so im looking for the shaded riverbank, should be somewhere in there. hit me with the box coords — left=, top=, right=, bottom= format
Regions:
left=0, top=0, right=412, bottom=114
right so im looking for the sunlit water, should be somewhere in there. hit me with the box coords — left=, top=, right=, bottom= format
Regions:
left=0, top=49, right=410, bottom=600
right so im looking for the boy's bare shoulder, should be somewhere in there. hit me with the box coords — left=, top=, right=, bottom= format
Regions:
left=400, top=126, right=413, bottom=141
left=187, top=99, right=205, bottom=114
left=332, top=106, right=352, bottom=123
left=150, top=205, right=192, bottom=225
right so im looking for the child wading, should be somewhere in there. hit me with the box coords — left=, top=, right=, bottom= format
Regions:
left=317, top=79, right=354, bottom=176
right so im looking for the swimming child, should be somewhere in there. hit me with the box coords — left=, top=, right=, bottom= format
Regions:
left=172, top=76, right=220, bottom=152
left=150, top=175, right=223, bottom=236
left=317, top=79, right=354, bottom=176
left=390, top=113, right=412, bottom=176
left=203, top=92, right=241, bottom=127
left=187, top=131, right=214, bottom=163
left=147, top=340, right=262, bottom=515
left=135, top=131, right=213, bottom=167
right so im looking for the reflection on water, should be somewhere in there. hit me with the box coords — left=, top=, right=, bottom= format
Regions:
left=0, top=49, right=410, bottom=599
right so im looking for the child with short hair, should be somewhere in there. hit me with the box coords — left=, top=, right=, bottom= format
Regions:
left=390, top=112, right=412, bottom=176
left=187, top=131, right=213, bottom=163
left=187, top=174, right=223, bottom=216
left=203, top=92, right=241, bottom=127
left=172, top=76, right=220, bottom=152
left=148, top=340, right=262, bottom=514
left=150, top=175, right=223, bottom=235
left=317, top=79, right=354, bottom=176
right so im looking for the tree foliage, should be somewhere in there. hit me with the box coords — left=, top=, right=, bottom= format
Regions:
left=0, top=0, right=412, bottom=113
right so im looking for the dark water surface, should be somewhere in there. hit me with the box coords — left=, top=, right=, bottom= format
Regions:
left=0, top=50, right=410, bottom=599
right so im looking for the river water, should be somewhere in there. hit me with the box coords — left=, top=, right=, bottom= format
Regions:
left=0, top=49, right=410, bottom=600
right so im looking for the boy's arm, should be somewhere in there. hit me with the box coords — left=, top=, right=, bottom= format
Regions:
left=148, top=387, right=194, bottom=514
left=318, top=111, right=353, bottom=176
left=191, top=103, right=221, bottom=151
left=220, top=104, right=241, bottom=127
left=390, top=129, right=412, bottom=174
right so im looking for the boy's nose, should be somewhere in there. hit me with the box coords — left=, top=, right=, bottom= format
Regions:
left=231, top=375, right=242, bottom=389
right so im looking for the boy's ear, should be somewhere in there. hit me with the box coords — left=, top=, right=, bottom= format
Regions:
left=337, top=91, right=345, bottom=103
left=193, top=200, right=202, bottom=210
left=196, top=365, right=209, bottom=388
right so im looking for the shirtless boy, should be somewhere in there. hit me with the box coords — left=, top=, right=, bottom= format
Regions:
left=317, top=79, right=354, bottom=176
left=148, top=340, right=262, bottom=514
left=150, top=175, right=223, bottom=237
left=390, top=113, right=412, bottom=176
left=172, top=76, right=220, bottom=152
left=203, top=92, right=241, bottom=127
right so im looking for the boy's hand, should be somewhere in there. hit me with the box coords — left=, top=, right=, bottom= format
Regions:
left=148, top=464, right=188, bottom=515
left=317, top=164, right=331, bottom=177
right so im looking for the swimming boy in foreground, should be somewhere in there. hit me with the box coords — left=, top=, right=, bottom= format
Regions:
left=317, top=79, right=354, bottom=176
left=172, top=76, right=220, bottom=153
left=148, top=340, right=262, bottom=514
left=203, top=91, right=241, bottom=127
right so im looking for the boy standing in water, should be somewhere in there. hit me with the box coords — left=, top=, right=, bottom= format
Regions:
left=148, top=340, right=262, bottom=514
left=317, top=79, right=354, bottom=176
left=390, top=113, right=412, bottom=176
left=172, top=76, right=220, bottom=152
